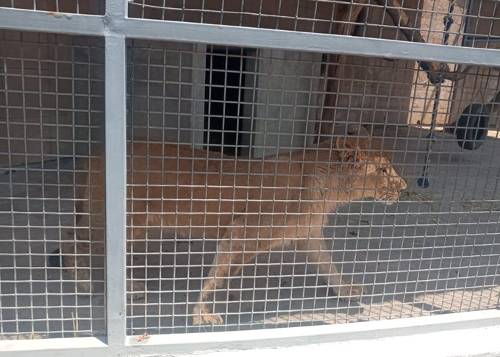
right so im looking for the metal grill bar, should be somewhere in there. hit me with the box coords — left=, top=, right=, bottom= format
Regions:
left=0, top=8, right=105, bottom=36
left=1, top=311, right=498, bottom=356
left=104, top=0, right=128, bottom=351
left=124, top=310, right=500, bottom=354
left=118, top=18, right=500, bottom=67
left=0, top=8, right=499, bottom=67
left=104, top=34, right=127, bottom=350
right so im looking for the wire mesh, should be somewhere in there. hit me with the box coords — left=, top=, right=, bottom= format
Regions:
left=122, top=40, right=500, bottom=335
left=1, top=4, right=499, bottom=341
left=128, top=0, right=500, bottom=49
left=0, top=30, right=106, bottom=339
left=0, top=0, right=105, bottom=15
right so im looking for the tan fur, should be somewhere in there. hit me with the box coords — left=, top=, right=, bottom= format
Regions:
left=63, top=133, right=407, bottom=325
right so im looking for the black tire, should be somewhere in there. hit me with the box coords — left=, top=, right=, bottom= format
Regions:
left=455, top=103, right=489, bottom=150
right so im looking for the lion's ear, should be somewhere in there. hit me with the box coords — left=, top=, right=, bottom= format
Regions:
left=336, top=136, right=364, bottom=164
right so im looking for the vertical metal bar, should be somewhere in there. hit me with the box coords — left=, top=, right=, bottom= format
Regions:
left=104, top=34, right=127, bottom=351
left=104, top=0, right=128, bottom=349
left=107, top=0, right=127, bottom=18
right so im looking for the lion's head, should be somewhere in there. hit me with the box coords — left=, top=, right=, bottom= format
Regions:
left=332, top=131, right=407, bottom=204
left=312, top=126, right=407, bottom=205
left=355, top=154, right=407, bottom=204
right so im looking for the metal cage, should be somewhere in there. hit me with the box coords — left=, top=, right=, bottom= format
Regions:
left=0, top=0, right=500, bottom=356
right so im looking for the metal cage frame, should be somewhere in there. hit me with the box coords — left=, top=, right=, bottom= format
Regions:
left=1, top=0, right=500, bottom=356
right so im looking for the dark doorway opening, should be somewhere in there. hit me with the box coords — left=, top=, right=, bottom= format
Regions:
left=204, top=46, right=247, bottom=156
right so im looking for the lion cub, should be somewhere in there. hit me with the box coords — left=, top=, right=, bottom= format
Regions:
left=62, top=132, right=407, bottom=325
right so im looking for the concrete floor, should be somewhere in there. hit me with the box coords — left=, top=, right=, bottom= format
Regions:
left=1, top=126, right=499, bottom=339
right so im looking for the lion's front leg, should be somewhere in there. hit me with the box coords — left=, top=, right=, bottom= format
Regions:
left=193, top=217, right=269, bottom=326
left=192, top=214, right=296, bottom=325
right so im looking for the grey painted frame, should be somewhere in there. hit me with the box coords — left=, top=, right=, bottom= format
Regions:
left=1, top=7, right=500, bottom=66
left=0, top=1, right=500, bottom=356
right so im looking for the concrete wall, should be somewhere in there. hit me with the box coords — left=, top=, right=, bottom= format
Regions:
left=0, top=30, right=104, bottom=167
left=251, top=49, right=323, bottom=157
left=126, top=40, right=204, bottom=145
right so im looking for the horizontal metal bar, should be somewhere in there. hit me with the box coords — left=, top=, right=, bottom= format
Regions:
left=115, top=18, right=500, bottom=67
left=1, top=8, right=500, bottom=67
left=125, top=310, right=500, bottom=356
left=0, top=337, right=108, bottom=357
left=145, top=322, right=500, bottom=357
left=0, top=7, right=104, bottom=36
left=1, top=311, right=499, bottom=356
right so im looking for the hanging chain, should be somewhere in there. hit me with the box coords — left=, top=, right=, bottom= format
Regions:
left=418, top=0, right=455, bottom=188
